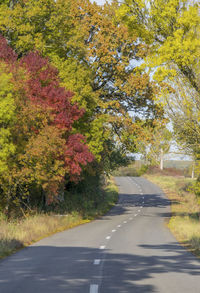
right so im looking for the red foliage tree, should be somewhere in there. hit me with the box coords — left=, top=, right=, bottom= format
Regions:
left=0, top=35, right=17, bottom=63
left=20, top=52, right=84, bottom=130
left=0, top=37, right=94, bottom=204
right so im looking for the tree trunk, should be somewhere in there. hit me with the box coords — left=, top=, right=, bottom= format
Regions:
left=160, top=148, right=164, bottom=170
left=191, top=161, right=195, bottom=179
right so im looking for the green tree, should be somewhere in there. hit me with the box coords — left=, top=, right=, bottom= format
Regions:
left=0, top=63, right=16, bottom=175
left=116, top=0, right=200, bottom=92
left=135, top=121, right=172, bottom=169
left=0, top=0, right=163, bottom=165
left=116, top=0, right=200, bottom=188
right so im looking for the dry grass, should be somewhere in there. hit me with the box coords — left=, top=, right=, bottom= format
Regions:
left=145, top=174, right=200, bottom=256
left=0, top=177, right=118, bottom=259
left=0, top=213, right=88, bottom=258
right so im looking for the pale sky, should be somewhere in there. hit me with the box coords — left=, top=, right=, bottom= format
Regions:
left=91, top=0, right=111, bottom=5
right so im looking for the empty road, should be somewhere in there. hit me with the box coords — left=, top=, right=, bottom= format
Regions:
left=1, top=176, right=200, bottom=293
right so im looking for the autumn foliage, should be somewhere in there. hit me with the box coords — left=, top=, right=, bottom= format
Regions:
left=0, top=36, right=93, bottom=206
left=0, top=0, right=168, bottom=214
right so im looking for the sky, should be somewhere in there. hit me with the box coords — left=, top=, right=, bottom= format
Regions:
left=91, top=0, right=111, bottom=5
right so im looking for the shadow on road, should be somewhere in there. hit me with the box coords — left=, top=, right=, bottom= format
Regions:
left=102, top=191, right=171, bottom=220
left=1, top=242, right=200, bottom=293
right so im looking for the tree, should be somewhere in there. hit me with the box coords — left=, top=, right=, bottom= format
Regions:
left=116, top=0, right=200, bottom=91
left=135, top=121, right=172, bottom=169
left=0, top=65, right=15, bottom=171
left=116, top=0, right=200, bottom=186
left=0, top=0, right=163, bottom=165
left=0, top=37, right=94, bottom=211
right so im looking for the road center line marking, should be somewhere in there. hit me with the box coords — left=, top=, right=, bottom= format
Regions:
left=100, top=246, right=105, bottom=250
left=90, top=284, right=98, bottom=293
left=135, top=214, right=138, bottom=216
left=117, top=225, right=121, bottom=227
left=112, top=229, right=116, bottom=232
left=94, top=259, right=101, bottom=265
left=106, top=236, right=111, bottom=240
left=123, top=221, right=127, bottom=223
left=138, top=209, right=141, bottom=212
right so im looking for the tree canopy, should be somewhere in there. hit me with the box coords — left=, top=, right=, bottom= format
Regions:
left=0, top=0, right=163, bottom=161
left=0, top=0, right=180, bottom=213
left=116, top=0, right=200, bottom=155
left=0, top=36, right=94, bottom=208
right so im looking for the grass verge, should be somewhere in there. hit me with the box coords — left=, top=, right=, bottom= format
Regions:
left=144, top=174, right=200, bottom=257
left=0, top=177, right=118, bottom=259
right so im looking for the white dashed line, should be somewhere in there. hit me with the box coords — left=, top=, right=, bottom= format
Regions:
left=90, top=284, right=98, bottom=293
left=100, top=246, right=105, bottom=250
left=123, top=221, right=127, bottom=224
left=112, top=229, right=116, bottom=232
left=106, top=236, right=111, bottom=240
left=138, top=209, right=141, bottom=212
left=117, top=225, right=121, bottom=228
left=94, top=259, right=101, bottom=265
left=129, top=217, right=133, bottom=220
left=135, top=214, right=138, bottom=216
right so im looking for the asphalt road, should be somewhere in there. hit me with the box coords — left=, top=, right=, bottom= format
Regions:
left=1, top=176, right=200, bottom=293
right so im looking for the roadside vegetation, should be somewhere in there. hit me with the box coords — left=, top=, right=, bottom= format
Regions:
left=112, top=161, right=148, bottom=177
left=0, top=177, right=118, bottom=259
left=112, top=160, right=193, bottom=178
left=144, top=172, right=200, bottom=257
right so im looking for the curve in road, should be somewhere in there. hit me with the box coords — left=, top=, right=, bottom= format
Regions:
left=1, top=176, right=200, bottom=293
